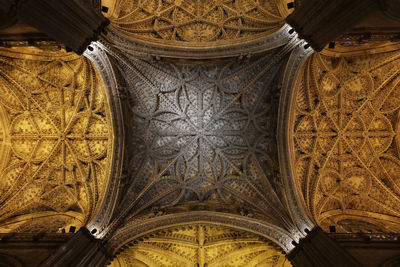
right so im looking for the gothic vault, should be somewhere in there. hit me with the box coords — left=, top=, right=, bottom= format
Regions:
left=0, top=0, right=400, bottom=266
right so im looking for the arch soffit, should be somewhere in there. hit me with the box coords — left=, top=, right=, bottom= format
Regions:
left=278, top=39, right=315, bottom=235
left=84, top=42, right=125, bottom=237
left=106, top=211, right=297, bottom=254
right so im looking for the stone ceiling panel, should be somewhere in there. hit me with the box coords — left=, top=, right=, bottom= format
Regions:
left=0, top=47, right=114, bottom=233
left=102, top=0, right=292, bottom=58
left=109, top=223, right=291, bottom=267
left=107, top=48, right=296, bottom=233
left=289, top=49, right=400, bottom=233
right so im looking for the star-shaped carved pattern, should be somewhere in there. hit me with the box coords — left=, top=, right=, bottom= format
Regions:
left=118, top=52, right=291, bottom=229
left=0, top=50, right=112, bottom=233
left=292, top=52, right=400, bottom=233
left=111, top=0, right=285, bottom=44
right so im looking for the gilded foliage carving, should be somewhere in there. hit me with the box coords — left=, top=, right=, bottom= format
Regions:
left=290, top=51, right=400, bottom=233
left=0, top=47, right=113, bottom=232
left=110, top=224, right=291, bottom=267
left=106, top=0, right=288, bottom=44
left=113, top=51, right=293, bottom=231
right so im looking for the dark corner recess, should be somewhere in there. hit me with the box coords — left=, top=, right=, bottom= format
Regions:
left=101, top=6, right=109, bottom=13
left=287, top=2, right=295, bottom=9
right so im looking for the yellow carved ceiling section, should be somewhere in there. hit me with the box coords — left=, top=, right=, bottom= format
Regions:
left=321, top=41, right=400, bottom=57
left=103, top=0, right=289, bottom=46
left=110, top=224, right=291, bottom=267
left=0, top=47, right=113, bottom=233
left=290, top=50, right=400, bottom=233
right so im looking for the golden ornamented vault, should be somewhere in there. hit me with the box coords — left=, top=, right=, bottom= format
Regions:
left=290, top=50, right=400, bottom=233
left=110, top=224, right=291, bottom=267
left=0, top=47, right=113, bottom=233
left=105, top=0, right=288, bottom=45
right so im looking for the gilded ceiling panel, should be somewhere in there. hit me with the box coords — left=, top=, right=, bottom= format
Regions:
left=0, top=47, right=114, bottom=233
left=321, top=41, right=400, bottom=57
left=110, top=224, right=291, bottom=267
left=110, top=50, right=294, bottom=232
left=102, top=0, right=291, bottom=58
left=290, top=50, right=400, bottom=233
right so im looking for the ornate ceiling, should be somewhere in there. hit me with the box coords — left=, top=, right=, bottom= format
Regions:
left=0, top=47, right=114, bottom=233
left=102, top=46, right=301, bottom=240
left=289, top=46, right=400, bottom=233
left=102, top=0, right=292, bottom=58
left=2, top=0, right=400, bottom=265
left=109, top=223, right=291, bottom=267
left=105, top=0, right=288, bottom=42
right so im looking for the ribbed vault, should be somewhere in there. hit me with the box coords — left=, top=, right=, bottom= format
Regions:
left=100, top=42, right=303, bottom=243
left=101, top=0, right=292, bottom=58
left=109, top=223, right=291, bottom=267
left=289, top=44, right=400, bottom=233
left=0, top=47, right=114, bottom=233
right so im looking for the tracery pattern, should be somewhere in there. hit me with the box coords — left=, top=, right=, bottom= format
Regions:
left=291, top=51, right=400, bottom=233
left=110, top=224, right=291, bottom=267
left=115, top=51, right=293, bottom=230
left=106, top=0, right=288, bottom=45
left=0, top=47, right=113, bottom=233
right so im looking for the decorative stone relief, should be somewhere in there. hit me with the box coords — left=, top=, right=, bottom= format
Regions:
left=108, top=49, right=295, bottom=233
left=109, top=223, right=291, bottom=267
left=0, top=47, right=114, bottom=233
left=321, top=41, right=400, bottom=57
left=102, top=0, right=292, bottom=58
left=107, top=0, right=287, bottom=42
left=290, top=50, right=400, bottom=233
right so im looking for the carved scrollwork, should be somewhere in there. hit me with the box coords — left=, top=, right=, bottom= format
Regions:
left=290, top=50, right=400, bottom=233
left=0, top=47, right=114, bottom=233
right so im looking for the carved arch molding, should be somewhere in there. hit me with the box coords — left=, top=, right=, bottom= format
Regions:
left=0, top=47, right=115, bottom=233
left=290, top=47, right=400, bottom=233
